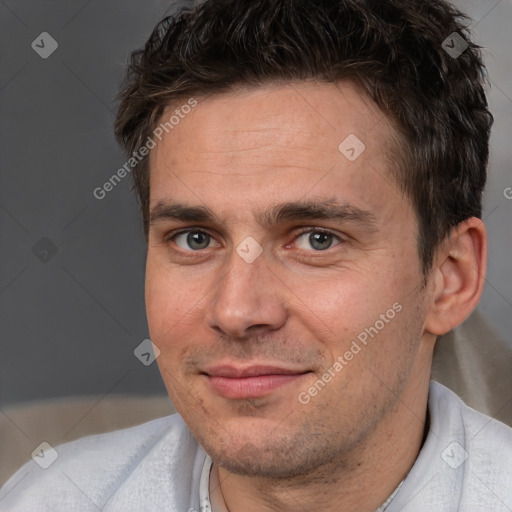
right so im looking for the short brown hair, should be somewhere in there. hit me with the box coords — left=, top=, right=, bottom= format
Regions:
left=115, top=0, right=493, bottom=273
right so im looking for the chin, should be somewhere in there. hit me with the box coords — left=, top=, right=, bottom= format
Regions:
left=196, top=418, right=345, bottom=480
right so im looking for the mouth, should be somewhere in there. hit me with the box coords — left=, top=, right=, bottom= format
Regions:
left=202, top=364, right=312, bottom=399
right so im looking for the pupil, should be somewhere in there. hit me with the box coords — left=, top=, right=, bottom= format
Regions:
left=310, top=232, right=331, bottom=250
left=188, top=232, right=209, bottom=249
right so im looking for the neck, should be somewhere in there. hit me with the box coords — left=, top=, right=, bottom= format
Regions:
left=212, top=370, right=431, bottom=512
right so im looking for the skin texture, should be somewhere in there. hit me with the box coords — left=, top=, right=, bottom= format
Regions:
left=145, top=82, right=487, bottom=512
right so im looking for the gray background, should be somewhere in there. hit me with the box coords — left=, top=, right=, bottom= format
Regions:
left=0, top=0, right=511, bottom=408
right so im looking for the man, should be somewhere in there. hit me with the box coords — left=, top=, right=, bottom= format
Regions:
left=2, top=0, right=511, bottom=510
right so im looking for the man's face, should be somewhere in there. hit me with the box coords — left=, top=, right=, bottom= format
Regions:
left=146, top=82, right=432, bottom=478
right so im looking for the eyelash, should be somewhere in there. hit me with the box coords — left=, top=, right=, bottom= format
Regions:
left=291, top=227, right=342, bottom=250
left=164, top=227, right=343, bottom=253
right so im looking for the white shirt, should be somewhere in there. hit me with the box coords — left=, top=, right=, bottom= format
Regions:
left=1, top=381, right=512, bottom=511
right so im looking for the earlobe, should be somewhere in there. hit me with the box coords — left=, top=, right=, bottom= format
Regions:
left=424, top=218, right=487, bottom=336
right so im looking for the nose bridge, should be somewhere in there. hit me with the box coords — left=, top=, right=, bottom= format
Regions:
left=215, top=248, right=266, bottom=311
left=206, top=246, right=287, bottom=337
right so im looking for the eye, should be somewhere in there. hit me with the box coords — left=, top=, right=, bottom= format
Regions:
left=294, top=229, right=342, bottom=251
left=172, top=230, right=218, bottom=251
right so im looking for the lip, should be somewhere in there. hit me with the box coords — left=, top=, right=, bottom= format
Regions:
left=203, top=365, right=311, bottom=399
left=204, top=364, right=307, bottom=378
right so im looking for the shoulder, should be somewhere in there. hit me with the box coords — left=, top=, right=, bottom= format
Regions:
left=0, top=413, right=206, bottom=511
left=390, top=381, right=512, bottom=511
left=430, top=380, right=512, bottom=456
left=432, top=381, right=512, bottom=507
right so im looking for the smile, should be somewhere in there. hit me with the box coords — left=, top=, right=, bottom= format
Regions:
left=203, top=365, right=311, bottom=399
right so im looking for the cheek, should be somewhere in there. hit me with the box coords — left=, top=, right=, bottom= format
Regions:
left=145, top=262, right=194, bottom=343
left=288, top=264, right=415, bottom=365
left=145, top=265, right=170, bottom=338
left=289, top=273, right=383, bottom=334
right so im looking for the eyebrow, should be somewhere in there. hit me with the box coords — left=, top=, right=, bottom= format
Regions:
left=149, top=198, right=378, bottom=229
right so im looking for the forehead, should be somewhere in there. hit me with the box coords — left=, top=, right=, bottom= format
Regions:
left=148, top=81, right=404, bottom=222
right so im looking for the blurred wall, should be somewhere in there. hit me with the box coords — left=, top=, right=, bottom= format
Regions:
left=0, top=0, right=511, bottom=409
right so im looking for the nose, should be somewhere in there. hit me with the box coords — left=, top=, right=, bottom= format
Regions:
left=205, top=248, right=288, bottom=339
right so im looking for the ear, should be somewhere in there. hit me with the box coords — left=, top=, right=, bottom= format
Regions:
left=424, top=217, right=487, bottom=336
